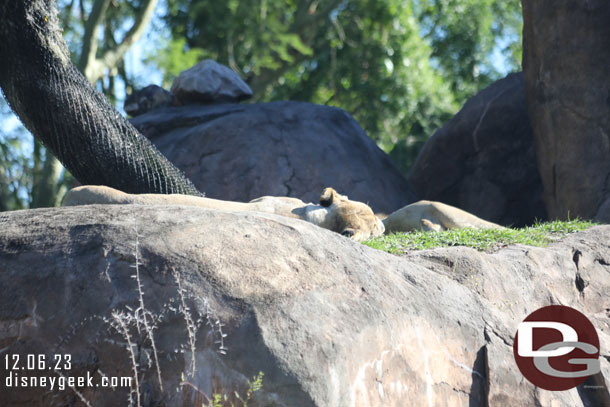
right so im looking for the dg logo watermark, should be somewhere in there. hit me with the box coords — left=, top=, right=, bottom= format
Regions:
left=513, top=305, right=601, bottom=391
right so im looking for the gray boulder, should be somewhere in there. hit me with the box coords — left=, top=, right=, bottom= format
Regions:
left=522, top=0, right=610, bottom=220
left=171, top=59, right=253, bottom=105
left=124, top=85, right=174, bottom=117
left=0, top=205, right=608, bottom=406
left=408, top=73, right=546, bottom=227
left=130, top=101, right=416, bottom=214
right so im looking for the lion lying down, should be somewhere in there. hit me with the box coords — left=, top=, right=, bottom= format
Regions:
left=62, top=185, right=504, bottom=242
left=63, top=185, right=386, bottom=241
left=382, top=200, right=505, bottom=233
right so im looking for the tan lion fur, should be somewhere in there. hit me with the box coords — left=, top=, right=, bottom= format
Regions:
left=63, top=186, right=504, bottom=241
left=62, top=185, right=385, bottom=241
left=382, top=200, right=505, bottom=233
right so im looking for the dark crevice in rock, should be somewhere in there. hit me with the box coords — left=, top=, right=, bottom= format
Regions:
left=576, top=372, right=610, bottom=407
left=450, top=386, right=470, bottom=396
left=198, top=149, right=224, bottom=160
left=284, top=167, right=296, bottom=197
left=484, top=323, right=512, bottom=348
left=573, top=249, right=582, bottom=270
left=575, top=272, right=587, bottom=293
left=596, top=258, right=610, bottom=266
left=572, top=250, right=588, bottom=293
left=468, top=345, right=489, bottom=407
left=483, top=327, right=491, bottom=344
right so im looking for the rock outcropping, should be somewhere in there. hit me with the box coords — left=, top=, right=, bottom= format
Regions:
left=171, top=59, right=253, bottom=105
left=124, top=85, right=174, bottom=117
left=130, top=102, right=416, bottom=214
left=408, top=73, right=546, bottom=227
left=1, top=205, right=608, bottom=406
left=522, top=0, right=610, bottom=221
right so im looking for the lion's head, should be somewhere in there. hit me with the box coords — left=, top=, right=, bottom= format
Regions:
left=319, top=187, right=385, bottom=241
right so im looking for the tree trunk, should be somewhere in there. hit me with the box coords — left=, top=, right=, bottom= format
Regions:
left=0, top=169, right=10, bottom=212
left=521, top=0, right=610, bottom=220
left=78, top=0, right=158, bottom=84
left=0, top=0, right=202, bottom=196
left=31, top=146, right=64, bottom=208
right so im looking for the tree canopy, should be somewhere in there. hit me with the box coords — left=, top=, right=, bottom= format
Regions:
left=155, top=0, right=522, bottom=170
left=0, top=0, right=522, bottom=210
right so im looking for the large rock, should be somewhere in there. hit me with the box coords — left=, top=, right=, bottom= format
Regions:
left=124, top=85, right=174, bottom=117
left=522, top=0, right=610, bottom=220
left=0, top=206, right=608, bottom=406
left=130, top=101, right=416, bottom=214
left=408, top=73, right=546, bottom=227
left=170, top=59, right=253, bottom=105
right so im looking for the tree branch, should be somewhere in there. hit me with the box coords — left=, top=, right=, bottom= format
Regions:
left=60, top=0, right=75, bottom=32
left=86, top=0, right=158, bottom=83
left=77, top=0, right=110, bottom=79
left=78, top=0, right=86, bottom=24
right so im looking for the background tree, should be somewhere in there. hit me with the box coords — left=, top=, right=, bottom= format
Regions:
left=0, top=100, right=32, bottom=211
left=416, top=0, right=522, bottom=102
left=157, top=0, right=522, bottom=171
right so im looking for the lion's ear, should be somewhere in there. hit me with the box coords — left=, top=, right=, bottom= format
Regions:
left=319, top=187, right=337, bottom=207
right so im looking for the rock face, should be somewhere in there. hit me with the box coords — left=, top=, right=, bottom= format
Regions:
left=130, top=101, right=416, bottom=214
left=522, top=0, right=610, bottom=220
left=124, top=85, right=174, bottom=117
left=408, top=73, right=546, bottom=227
left=170, top=59, right=253, bottom=105
left=0, top=206, right=608, bottom=406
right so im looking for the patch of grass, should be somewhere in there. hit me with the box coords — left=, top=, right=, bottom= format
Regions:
left=364, top=219, right=598, bottom=254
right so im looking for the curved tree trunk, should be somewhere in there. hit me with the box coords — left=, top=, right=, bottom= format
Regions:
left=0, top=0, right=202, bottom=196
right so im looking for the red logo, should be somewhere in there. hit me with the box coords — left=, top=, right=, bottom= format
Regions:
left=513, top=305, right=600, bottom=391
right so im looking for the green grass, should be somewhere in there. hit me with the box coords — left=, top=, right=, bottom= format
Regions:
left=364, top=219, right=598, bottom=254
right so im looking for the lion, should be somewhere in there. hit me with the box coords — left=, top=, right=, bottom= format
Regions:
left=62, top=185, right=386, bottom=242
left=63, top=186, right=505, bottom=242
left=382, top=200, right=505, bottom=232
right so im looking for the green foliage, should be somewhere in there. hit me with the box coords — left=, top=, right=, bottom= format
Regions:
left=415, top=0, right=522, bottom=103
left=145, top=37, right=207, bottom=86
left=364, top=220, right=597, bottom=253
left=0, top=111, right=31, bottom=211
left=238, top=371, right=264, bottom=406
left=0, top=100, right=73, bottom=211
left=160, top=0, right=522, bottom=172
left=181, top=371, right=264, bottom=407
left=164, top=0, right=313, bottom=77
left=1, top=0, right=524, bottom=210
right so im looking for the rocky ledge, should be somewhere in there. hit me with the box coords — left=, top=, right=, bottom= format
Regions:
left=0, top=205, right=608, bottom=406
